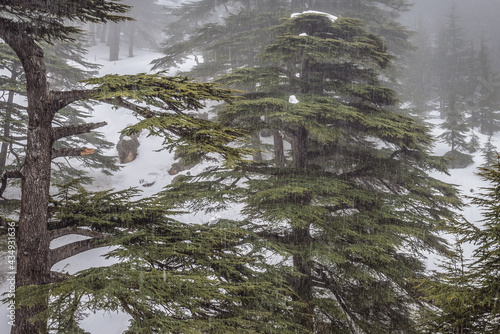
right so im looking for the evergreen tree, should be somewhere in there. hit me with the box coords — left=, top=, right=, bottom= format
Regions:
left=401, top=15, right=437, bottom=114
left=438, top=105, right=469, bottom=152
left=469, top=36, right=500, bottom=135
left=155, top=0, right=413, bottom=79
left=168, top=12, right=460, bottom=333
left=418, top=156, right=500, bottom=333
left=416, top=239, right=478, bottom=333
left=481, top=136, right=498, bottom=167
left=0, top=38, right=119, bottom=189
left=467, top=131, right=481, bottom=154
left=433, top=3, right=469, bottom=119
left=0, top=2, right=248, bottom=333
left=122, top=0, right=165, bottom=56
left=14, top=182, right=305, bottom=333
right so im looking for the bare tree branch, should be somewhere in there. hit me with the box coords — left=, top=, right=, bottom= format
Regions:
left=48, top=227, right=111, bottom=242
left=48, top=89, right=95, bottom=115
left=52, top=121, right=107, bottom=141
left=52, top=147, right=97, bottom=159
left=49, top=238, right=111, bottom=268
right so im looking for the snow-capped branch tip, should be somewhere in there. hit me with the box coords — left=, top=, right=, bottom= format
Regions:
left=290, top=11, right=338, bottom=23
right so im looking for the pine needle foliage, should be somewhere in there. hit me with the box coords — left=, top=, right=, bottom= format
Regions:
left=0, top=0, right=131, bottom=42
left=169, top=12, right=461, bottom=333
left=85, top=73, right=251, bottom=167
left=14, top=182, right=306, bottom=334
left=417, top=157, right=500, bottom=333
left=0, top=38, right=118, bottom=187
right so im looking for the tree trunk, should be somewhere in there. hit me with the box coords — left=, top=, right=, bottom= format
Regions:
left=0, top=67, right=18, bottom=169
left=88, top=23, right=97, bottom=46
left=109, top=22, right=121, bottom=61
left=291, top=226, right=314, bottom=332
left=9, top=39, right=54, bottom=334
left=290, top=126, right=314, bottom=330
left=128, top=22, right=135, bottom=58
left=292, top=126, right=307, bottom=169
left=99, top=23, right=107, bottom=43
left=273, top=130, right=285, bottom=167
left=251, top=133, right=262, bottom=162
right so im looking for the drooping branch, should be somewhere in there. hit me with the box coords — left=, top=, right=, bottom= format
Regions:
left=48, top=227, right=110, bottom=242
left=52, top=121, right=107, bottom=141
left=52, top=147, right=96, bottom=159
left=49, top=238, right=110, bottom=268
left=0, top=170, right=22, bottom=198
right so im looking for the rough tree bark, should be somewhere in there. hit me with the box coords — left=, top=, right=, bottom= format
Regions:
left=0, top=30, right=107, bottom=334
left=273, top=130, right=285, bottom=167
left=290, top=125, right=314, bottom=331
left=0, top=67, right=17, bottom=169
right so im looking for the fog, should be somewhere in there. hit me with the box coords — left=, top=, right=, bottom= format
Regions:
left=401, top=0, right=500, bottom=68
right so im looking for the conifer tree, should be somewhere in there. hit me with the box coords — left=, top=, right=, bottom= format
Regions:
left=469, top=36, right=500, bottom=135
left=481, top=136, right=497, bottom=167
left=0, top=38, right=118, bottom=189
left=416, top=240, right=478, bottom=333
left=401, top=15, right=436, bottom=114
left=418, top=156, right=500, bottom=333
left=0, top=2, right=247, bottom=333
left=468, top=131, right=481, bottom=154
left=438, top=105, right=469, bottom=152
left=156, top=0, right=413, bottom=79
left=168, top=12, right=460, bottom=333
left=433, top=3, right=470, bottom=118
left=14, top=182, right=305, bottom=333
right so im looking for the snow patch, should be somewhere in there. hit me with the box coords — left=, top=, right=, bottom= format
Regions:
left=291, top=10, right=338, bottom=23
left=289, top=95, right=299, bottom=104
left=299, top=32, right=308, bottom=36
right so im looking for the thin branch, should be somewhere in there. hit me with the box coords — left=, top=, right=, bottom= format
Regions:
left=101, top=97, right=155, bottom=118
left=52, top=121, right=107, bottom=141
left=52, top=147, right=96, bottom=159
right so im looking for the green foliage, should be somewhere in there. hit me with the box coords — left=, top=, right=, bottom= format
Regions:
left=167, top=12, right=461, bottom=333
left=0, top=0, right=131, bottom=42
left=438, top=107, right=469, bottom=152
left=415, top=241, right=479, bottom=334
left=86, top=73, right=251, bottom=166
left=482, top=136, right=498, bottom=167
left=14, top=183, right=306, bottom=334
left=417, top=158, right=500, bottom=333
left=0, top=39, right=119, bottom=186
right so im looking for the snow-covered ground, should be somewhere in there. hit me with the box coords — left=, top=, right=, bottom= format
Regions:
left=0, top=41, right=497, bottom=332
